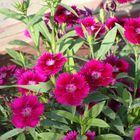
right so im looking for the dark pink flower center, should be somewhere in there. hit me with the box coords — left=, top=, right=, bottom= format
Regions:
left=136, top=28, right=140, bottom=34
left=66, top=84, right=77, bottom=93
left=65, top=11, right=71, bottom=15
left=22, top=107, right=32, bottom=117
left=91, top=71, right=101, bottom=79
left=0, top=73, right=7, bottom=79
left=28, top=80, right=37, bottom=85
left=91, top=25, right=95, bottom=31
left=113, top=66, right=119, bottom=72
left=46, top=59, right=55, bottom=66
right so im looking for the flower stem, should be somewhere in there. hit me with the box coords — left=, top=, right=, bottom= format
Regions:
left=133, top=46, right=139, bottom=98
left=87, top=36, right=94, bottom=59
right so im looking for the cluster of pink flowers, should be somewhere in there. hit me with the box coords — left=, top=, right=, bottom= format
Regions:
left=16, top=52, right=67, bottom=94
left=53, top=57, right=130, bottom=106
left=63, top=131, right=95, bottom=140
left=75, top=17, right=105, bottom=38
left=0, top=65, right=16, bottom=85
left=11, top=95, right=44, bottom=128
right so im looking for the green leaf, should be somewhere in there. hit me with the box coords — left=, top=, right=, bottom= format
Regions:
left=0, top=105, right=8, bottom=118
left=77, top=135, right=87, bottom=140
left=39, top=132, right=63, bottom=140
left=57, top=30, right=76, bottom=45
left=37, top=21, right=51, bottom=42
left=69, top=55, right=88, bottom=62
left=0, top=81, right=53, bottom=93
left=9, top=40, right=31, bottom=47
left=55, top=110, right=79, bottom=123
left=0, top=129, right=24, bottom=140
left=89, top=101, right=105, bottom=118
left=0, top=8, right=26, bottom=22
left=95, top=134, right=123, bottom=140
left=16, top=133, right=26, bottom=140
left=97, top=27, right=117, bottom=59
left=110, top=115, right=125, bottom=135
left=115, top=23, right=132, bottom=48
left=28, top=6, right=48, bottom=26
left=66, top=49, right=75, bottom=73
left=102, top=106, right=116, bottom=120
left=121, top=89, right=132, bottom=107
left=84, top=92, right=109, bottom=104
left=29, top=128, right=38, bottom=140
left=28, top=25, right=40, bottom=50
left=130, top=98, right=140, bottom=109
left=59, top=3, right=78, bottom=17
left=71, top=38, right=84, bottom=54
left=6, top=49, right=27, bottom=67
left=42, top=119, right=69, bottom=130
left=88, top=118, right=110, bottom=128
left=59, top=38, right=73, bottom=53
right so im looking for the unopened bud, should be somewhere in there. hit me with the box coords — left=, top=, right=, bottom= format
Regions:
left=104, top=0, right=117, bottom=12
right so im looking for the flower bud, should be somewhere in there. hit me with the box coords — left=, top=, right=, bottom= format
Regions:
left=104, top=0, right=117, bottom=12
left=14, top=0, right=30, bottom=13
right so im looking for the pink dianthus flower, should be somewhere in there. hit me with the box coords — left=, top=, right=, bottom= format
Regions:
left=35, top=52, right=67, bottom=76
left=133, top=127, right=140, bottom=140
left=75, top=17, right=105, bottom=38
left=54, top=5, right=80, bottom=26
left=11, top=95, right=44, bottom=128
left=17, top=70, right=46, bottom=94
left=104, top=55, right=129, bottom=78
left=24, top=29, right=31, bottom=38
left=79, top=60, right=113, bottom=91
left=54, top=73, right=89, bottom=106
left=117, top=0, right=134, bottom=4
left=63, top=131, right=95, bottom=140
left=124, top=18, right=140, bottom=45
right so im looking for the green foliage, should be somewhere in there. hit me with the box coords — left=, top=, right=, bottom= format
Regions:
left=0, top=129, right=24, bottom=140
left=95, top=134, right=123, bottom=140
left=97, top=27, right=117, bottom=59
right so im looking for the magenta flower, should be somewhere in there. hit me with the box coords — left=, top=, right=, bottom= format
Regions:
left=54, top=73, right=89, bottom=106
left=104, top=55, right=129, bottom=78
left=11, top=95, right=44, bottom=128
left=24, top=29, right=31, bottom=38
left=17, top=70, right=46, bottom=94
left=79, top=60, right=113, bottom=91
left=63, top=131, right=78, bottom=140
left=15, top=68, right=28, bottom=79
left=86, top=131, right=96, bottom=140
left=117, top=0, right=134, bottom=4
left=106, top=17, right=119, bottom=30
left=124, top=18, right=140, bottom=45
left=133, top=127, right=140, bottom=140
left=63, top=131, right=95, bottom=140
left=54, top=5, right=80, bottom=26
left=75, top=17, right=105, bottom=38
left=35, top=52, right=67, bottom=76
left=0, top=65, right=17, bottom=85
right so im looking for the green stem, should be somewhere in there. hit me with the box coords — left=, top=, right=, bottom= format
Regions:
left=87, top=36, right=94, bottom=59
left=133, top=46, right=139, bottom=98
